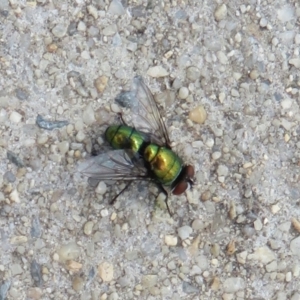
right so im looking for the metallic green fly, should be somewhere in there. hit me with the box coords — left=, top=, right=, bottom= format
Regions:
left=79, top=76, right=194, bottom=215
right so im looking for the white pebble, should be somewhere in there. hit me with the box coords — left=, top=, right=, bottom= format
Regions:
left=9, top=111, right=22, bottom=123
left=95, top=181, right=107, bottom=195
left=214, top=4, right=227, bottom=21
left=177, top=225, right=193, bottom=240
left=217, top=165, right=228, bottom=177
left=103, top=24, right=118, bottom=36
left=271, top=203, right=280, bottom=214
left=77, top=21, right=86, bottom=31
left=164, top=235, right=178, bottom=246
left=100, top=209, right=109, bottom=217
left=87, top=5, right=98, bottom=19
left=217, top=51, right=228, bottom=64
left=178, top=87, right=189, bottom=99
left=218, top=92, right=225, bottom=103
left=108, top=0, right=125, bottom=16
left=289, top=58, right=300, bottom=69
left=277, top=5, right=295, bottom=23
left=57, top=242, right=81, bottom=262
left=9, top=190, right=20, bottom=203
left=281, top=98, right=292, bottom=109
left=254, top=219, right=263, bottom=231
left=212, top=151, right=221, bottom=160
left=74, top=120, right=84, bottom=131
left=76, top=131, right=86, bottom=142
left=83, top=221, right=94, bottom=235
left=147, top=66, right=169, bottom=78
left=58, top=141, right=69, bottom=155
left=82, top=104, right=96, bottom=125
left=259, top=18, right=267, bottom=27
left=205, top=138, right=214, bottom=148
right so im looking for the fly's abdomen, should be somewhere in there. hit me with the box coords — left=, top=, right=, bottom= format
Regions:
left=144, top=145, right=182, bottom=185
left=105, top=125, right=145, bottom=153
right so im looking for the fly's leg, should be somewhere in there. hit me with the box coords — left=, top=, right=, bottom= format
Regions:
left=157, top=184, right=172, bottom=216
left=109, top=181, right=133, bottom=205
left=117, top=113, right=127, bottom=125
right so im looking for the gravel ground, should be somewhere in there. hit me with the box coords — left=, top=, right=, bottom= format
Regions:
left=1, top=0, right=300, bottom=299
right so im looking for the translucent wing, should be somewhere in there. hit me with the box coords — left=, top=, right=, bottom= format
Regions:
left=77, top=149, right=149, bottom=181
left=115, top=76, right=171, bottom=147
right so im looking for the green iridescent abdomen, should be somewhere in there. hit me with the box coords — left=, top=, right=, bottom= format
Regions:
left=105, top=125, right=145, bottom=153
left=144, top=144, right=182, bottom=186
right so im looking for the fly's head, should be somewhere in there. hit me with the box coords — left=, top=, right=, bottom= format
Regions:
left=172, top=165, right=195, bottom=195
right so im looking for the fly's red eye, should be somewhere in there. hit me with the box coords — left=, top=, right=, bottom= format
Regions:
left=185, top=165, right=194, bottom=179
left=172, top=181, right=188, bottom=195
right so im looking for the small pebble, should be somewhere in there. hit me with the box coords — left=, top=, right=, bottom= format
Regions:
left=210, top=277, right=220, bottom=290
left=37, top=135, right=48, bottom=145
left=47, top=43, right=58, bottom=53
left=178, top=87, right=189, bottom=99
left=217, top=51, right=228, bottom=64
left=291, top=217, right=300, bottom=233
left=249, top=246, right=276, bottom=264
left=216, top=165, right=228, bottom=177
left=57, top=242, right=81, bottom=262
left=15, top=88, right=29, bottom=100
left=189, top=105, right=207, bottom=124
left=254, top=219, right=263, bottom=231
left=52, top=23, right=68, bottom=38
left=289, top=58, right=300, bottom=69
left=290, top=236, right=300, bottom=258
left=82, top=104, right=96, bottom=125
left=108, top=0, right=125, bottom=16
left=249, top=69, right=259, bottom=79
left=147, top=66, right=169, bottom=78
left=94, top=76, right=108, bottom=93
left=87, top=5, right=98, bottom=19
left=57, top=141, right=69, bottom=155
left=177, top=225, right=193, bottom=240
left=75, top=131, right=86, bottom=142
left=10, top=111, right=22, bottom=123
left=66, top=260, right=83, bottom=272
left=30, top=260, right=43, bottom=287
left=11, top=264, right=23, bottom=276
left=212, top=151, right=221, bottom=160
left=236, top=251, right=247, bottom=264
left=9, top=189, right=20, bottom=203
left=164, top=235, right=178, bottom=246
left=84, top=221, right=94, bottom=235
left=72, top=276, right=85, bottom=292
left=142, top=275, right=158, bottom=288
left=102, top=24, right=118, bottom=36
left=77, top=21, right=86, bottom=31
left=95, top=181, right=107, bottom=195
left=281, top=98, right=292, bottom=109
left=259, top=18, right=268, bottom=27
left=186, top=66, right=200, bottom=81
left=214, top=4, right=227, bottom=21
left=223, top=277, right=245, bottom=293
left=3, top=171, right=16, bottom=183
left=271, top=203, right=280, bottom=214
left=10, top=235, right=28, bottom=244
left=211, top=243, right=220, bottom=257
left=98, top=262, right=114, bottom=282
left=100, top=209, right=109, bottom=217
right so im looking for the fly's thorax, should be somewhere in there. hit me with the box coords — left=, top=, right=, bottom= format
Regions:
left=105, top=125, right=145, bottom=153
left=144, top=145, right=183, bottom=186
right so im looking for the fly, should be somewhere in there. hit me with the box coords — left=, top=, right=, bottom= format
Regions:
left=78, top=76, right=194, bottom=215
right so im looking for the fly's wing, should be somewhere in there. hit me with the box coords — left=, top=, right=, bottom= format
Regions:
left=115, top=76, right=171, bottom=147
left=77, top=149, right=149, bottom=182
